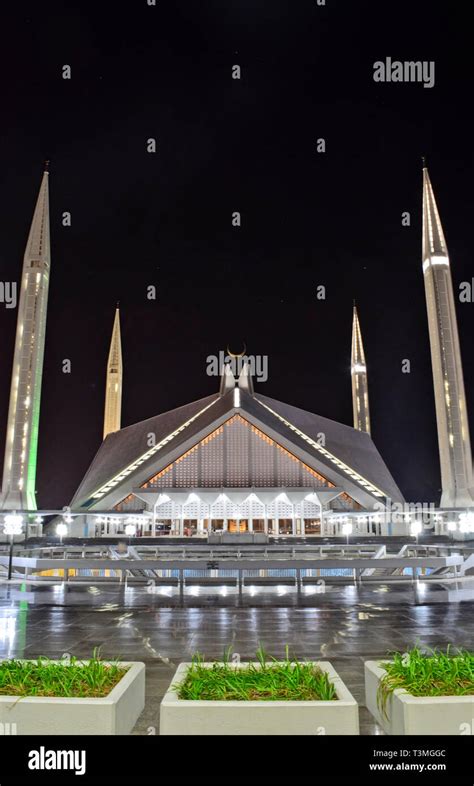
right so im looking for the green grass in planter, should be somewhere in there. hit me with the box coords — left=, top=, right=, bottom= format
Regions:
left=0, top=652, right=128, bottom=698
left=377, top=646, right=474, bottom=716
left=176, top=647, right=337, bottom=701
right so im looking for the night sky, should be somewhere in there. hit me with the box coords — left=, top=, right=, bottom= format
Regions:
left=0, top=0, right=472, bottom=509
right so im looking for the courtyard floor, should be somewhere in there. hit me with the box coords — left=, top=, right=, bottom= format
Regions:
left=1, top=579, right=474, bottom=735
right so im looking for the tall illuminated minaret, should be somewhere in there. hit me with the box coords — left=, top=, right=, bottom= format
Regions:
left=351, top=303, right=371, bottom=435
left=422, top=165, right=474, bottom=507
left=0, top=168, right=50, bottom=512
left=103, top=306, right=123, bottom=439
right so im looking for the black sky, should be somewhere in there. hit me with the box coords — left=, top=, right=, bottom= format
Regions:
left=0, top=0, right=473, bottom=509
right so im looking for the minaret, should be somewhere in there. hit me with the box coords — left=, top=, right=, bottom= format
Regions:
left=0, top=168, right=51, bottom=511
left=422, top=165, right=474, bottom=507
left=103, top=306, right=123, bottom=439
left=351, top=303, right=371, bottom=435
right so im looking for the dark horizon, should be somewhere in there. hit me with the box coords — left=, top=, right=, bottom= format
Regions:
left=1, top=0, right=473, bottom=508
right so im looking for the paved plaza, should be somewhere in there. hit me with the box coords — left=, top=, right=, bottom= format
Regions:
left=1, top=580, right=473, bottom=734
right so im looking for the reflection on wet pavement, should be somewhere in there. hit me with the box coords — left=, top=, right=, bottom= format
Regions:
left=1, top=579, right=473, bottom=735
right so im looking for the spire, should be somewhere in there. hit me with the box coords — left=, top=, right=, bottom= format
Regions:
left=422, top=167, right=474, bottom=507
left=103, top=307, right=123, bottom=439
left=238, top=358, right=254, bottom=394
left=422, top=166, right=448, bottom=262
left=351, top=304, right=371, bottom=435
left=219, top=363, right=235, bottom=395
left=0, top=170, right=51, bottom=511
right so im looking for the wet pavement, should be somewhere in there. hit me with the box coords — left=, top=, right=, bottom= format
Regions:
left=1, top=579, right=473, bottom=735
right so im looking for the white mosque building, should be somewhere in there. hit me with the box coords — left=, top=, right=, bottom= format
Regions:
left=1, top=163, right=473, bottom=540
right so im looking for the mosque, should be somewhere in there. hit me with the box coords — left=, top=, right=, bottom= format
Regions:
left=1, top=164, right=472, bottom=539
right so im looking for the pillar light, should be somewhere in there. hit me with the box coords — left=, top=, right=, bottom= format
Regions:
left=3, top=513, right=24, bottom=536
left=342, top=522, right=353, bottom=536
left=56, top=522, right=68, bottom=538
left=125, top=523, right=136, bottom=537
left=459, top=512, right=474, bottom=533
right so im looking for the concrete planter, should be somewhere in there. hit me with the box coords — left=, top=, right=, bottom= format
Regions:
left=0, top=660, right=145, bottom=735
left=365, top=660, right=474, bottom=735
left=160, top=661, right=359, bottom=735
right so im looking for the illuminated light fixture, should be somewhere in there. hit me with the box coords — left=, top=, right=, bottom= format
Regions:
left=125, top=523, right=136, bottom=537
left=233, top=387, right=241, bottom=408
left=352, top=363, right=366, bottom=373
left=4, top=513, right=24, bottom=536
left=410, top=521, right=422, bottom=536
left=459, top=512, right=474, bottom=533
left=34, top=515, right=43, bottom=524
left=56, top=522, right=68, bottom=539
left=63, top=513, right=73, bottom=524
left=422, top=254, right=449, bottom=274
left=447, top=521, right=457, bottom=532
left=342, top=522, right=353, bottom=536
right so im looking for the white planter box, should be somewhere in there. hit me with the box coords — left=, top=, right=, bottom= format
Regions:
left=365, top=660, right=474, bottom=735
left=0, top=661, right=145, bottom=735
left=160, top=661, right=359, bottom=735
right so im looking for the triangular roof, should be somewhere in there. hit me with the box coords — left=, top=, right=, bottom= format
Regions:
left=71, top=389, right=404, bottom=510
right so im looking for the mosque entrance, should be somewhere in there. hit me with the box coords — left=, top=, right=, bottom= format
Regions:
left=228, top=519, right=248, bottom=533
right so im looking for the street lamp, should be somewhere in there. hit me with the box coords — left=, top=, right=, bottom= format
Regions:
left=342, top=521, right=353, bottom=547
left=410, top=520, right=422, bottom=549
left=56, top=522, right=68, bottom=544
left=125, top=523, right=136, bottom=546
left=4, top=514, right=24, bottom=581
